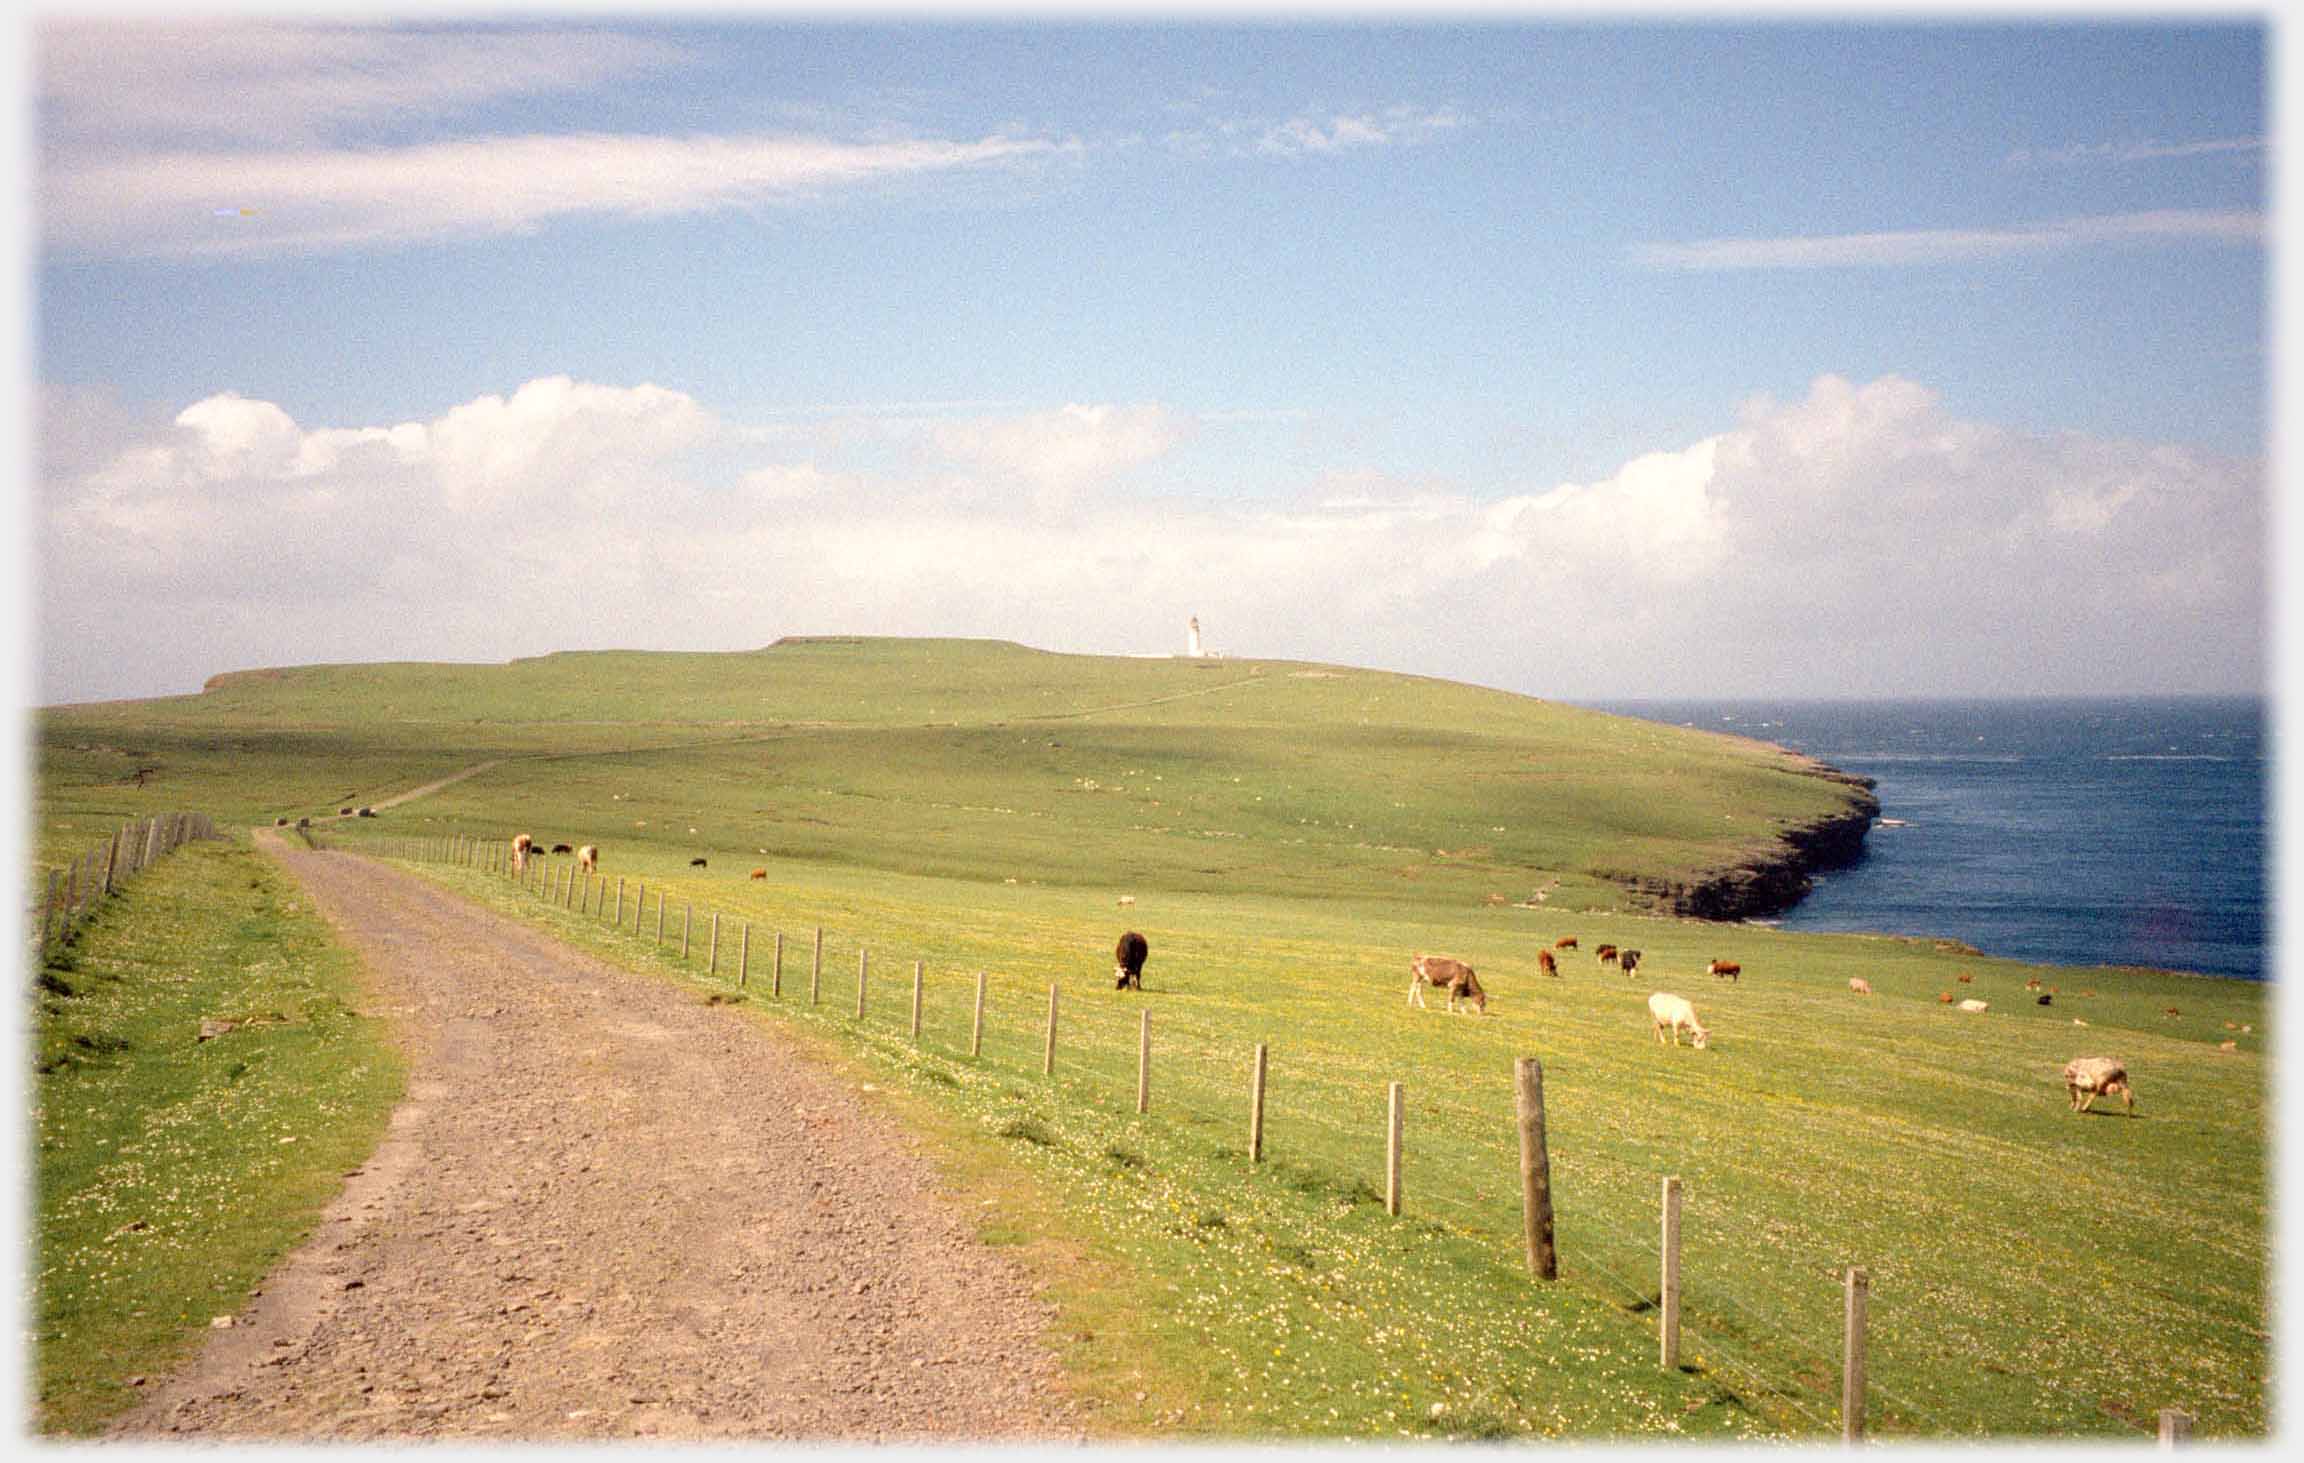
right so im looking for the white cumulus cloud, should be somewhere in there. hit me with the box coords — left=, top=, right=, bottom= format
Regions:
left=36, top=374, right=2261, bottom=705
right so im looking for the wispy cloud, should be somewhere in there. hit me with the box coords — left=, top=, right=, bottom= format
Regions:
left=2006, top=136, right=2267, bottom=167
left=1157, top=103, right=1470, bottom=160
left=1632, top=208, right=2263, bottom=271
left=45, top=130, right=1074, bottom=260
left=38, top=20, right=689, bottom=147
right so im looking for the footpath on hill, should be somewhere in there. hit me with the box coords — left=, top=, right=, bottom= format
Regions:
left=109, top=831, right=1081, bottom=1443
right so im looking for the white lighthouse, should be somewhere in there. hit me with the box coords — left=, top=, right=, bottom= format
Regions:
left=1187, top=616, right=1203, bottom=658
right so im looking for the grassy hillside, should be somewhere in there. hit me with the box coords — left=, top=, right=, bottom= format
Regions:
left=29, top=636, right=2266, bottom=1438
left=38, top=637, right=1869, bottom=915
left=343, top=838, right=2268, bottom=1438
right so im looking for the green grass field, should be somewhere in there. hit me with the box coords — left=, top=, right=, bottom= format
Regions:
left=29, top=637, right=2269, bottom=1438
left=30, top=836, right=405, bottom=1435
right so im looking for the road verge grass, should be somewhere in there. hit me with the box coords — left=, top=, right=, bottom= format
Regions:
left=31, top=836, right=405, bottom=1435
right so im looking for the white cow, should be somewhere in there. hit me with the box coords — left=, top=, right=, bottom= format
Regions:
left=1648, top=992, right=1710, bottom=1049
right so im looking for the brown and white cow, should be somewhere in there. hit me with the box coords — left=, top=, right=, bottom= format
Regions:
left=511, top=833, right=533, bottom=875
left=577, top=844, right=598, bottom=875
left=1409, top=954, right=1488, bottom=1015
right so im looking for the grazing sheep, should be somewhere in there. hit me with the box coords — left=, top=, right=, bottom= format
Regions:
left=1648, top=992, right=1710, bottom=1049
left=1958, top=998, right=1989, bottom=1013
left=1409, top=955, right=1488, bottom=1015
left=577, top=845, right=597, bottom=875
left=1118, top=895, right=1136, bottom=907
left=1536, top=949, right=1558, bottom=978
left=2062, top=1057, right=2134, bottom=1115
left=1707, top=959, right=1741, bottom=982
left=1554, top=936, right=1578, bottom=950
left=1620, top=949, right=1642, bottom=977
left=2219, top=1040, right=2237, bottom=1052
left=1849, top=977, right=1873, bottom=995
left=1115, top=931, right=1149, bottom=991
left=749, top=868, right=767, bottom=880
left=511, top=833, right=533, bottom=874
left=2072, top=1018, right=2089, bottom=1027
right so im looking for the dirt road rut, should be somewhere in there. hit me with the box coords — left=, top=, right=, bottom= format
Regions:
left=110, top=835, right=1080, bottom=1441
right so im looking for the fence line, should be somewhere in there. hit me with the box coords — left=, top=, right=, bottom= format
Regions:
left=347, top=829, right=2201, bottom=1441
left=30, top=811, right=222, bottom=957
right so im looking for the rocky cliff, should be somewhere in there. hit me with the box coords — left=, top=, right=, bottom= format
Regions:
left=1620, top=763, right=1881, bottom=922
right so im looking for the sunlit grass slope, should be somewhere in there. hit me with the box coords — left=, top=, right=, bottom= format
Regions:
left=368, top=846, right=2267, bottom=1438
left=38, top=637, right=1869, bottom=913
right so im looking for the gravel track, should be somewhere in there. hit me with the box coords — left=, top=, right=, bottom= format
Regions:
left=109, top=833, right=1081, bottom=1442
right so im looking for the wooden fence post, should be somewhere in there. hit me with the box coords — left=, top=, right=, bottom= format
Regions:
left=657, top=891, right=666, bottom=944
left=709, top=912, right=720, bottom=975
left=739, top=922, right=751, bottom=988
left=811, top=927, right=823, bottom=1005
left=1137, top=1009, right=1152, bottom=1114
left=1842, top=1267, right=1869, bottom=1444
left=1249, top=1042, right=1268, bottom=1163
left=971, top=971, right=986, bottom=1057
left=616, top=877, right=625, bottom=926
left=910, top=960, right=923, bottom=1042
left=1386, top=1081, right=1404, bottom=1217
left=41, top=869, right=59, bottom=948
left=1043, top=983, right=1059, bottom=1075
left=773, top=931, right=785, bottom=998
left=1660, top=1176, right=1683, bottom=1365
left=856, top=948, right=870, bottom=1020
left=2158, top=1409, right=2192, bottom=1448
left=1516, top=1057, right=1558, bottom=1280
left=681, top=903, right=693, bottom=959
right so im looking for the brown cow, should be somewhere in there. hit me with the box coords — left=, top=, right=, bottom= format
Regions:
left=1554, top=936, right=1578, bottom=951
left=1536, top=949, right=1558, bottom=977
left=1409, top=954, right=1488, bottom=1015
left=749, top=867, right=768, bottom=880
left=1115, top=931, right=1149, bottom=990
left=1595, top=944, right=1619, bottom=966
left=1707, top=959, right=1741, bottom=982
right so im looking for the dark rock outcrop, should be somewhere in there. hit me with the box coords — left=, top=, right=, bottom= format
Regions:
left=1618, top=762, right=1882, bottom=922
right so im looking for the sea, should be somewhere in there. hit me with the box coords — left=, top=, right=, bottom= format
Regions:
left=1582, top=696, right=2271, bottom=983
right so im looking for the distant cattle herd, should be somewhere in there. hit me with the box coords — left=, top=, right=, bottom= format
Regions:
left=486, top=830, right=2143, bottom=1117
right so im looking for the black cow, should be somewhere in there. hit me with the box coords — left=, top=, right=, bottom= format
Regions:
left=551, top=843, right=574, bottom=854
left=690, top=857, right=708, bottom=868
left=1115, top=931, right=1149, bottom=990
left=1620, top=949, right=1642, bottom=977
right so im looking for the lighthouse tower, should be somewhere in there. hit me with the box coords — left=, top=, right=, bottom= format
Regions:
left=1187, top=616, right=1203, bottom=658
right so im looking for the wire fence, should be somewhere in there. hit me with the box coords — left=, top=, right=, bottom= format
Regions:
left=349, top=827, right=2205, bottom=1444
left=29, top=811, right=223, bottom=958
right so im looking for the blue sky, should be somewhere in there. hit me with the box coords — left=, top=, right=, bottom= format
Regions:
left=28, top=9, right=2271, bottom=704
